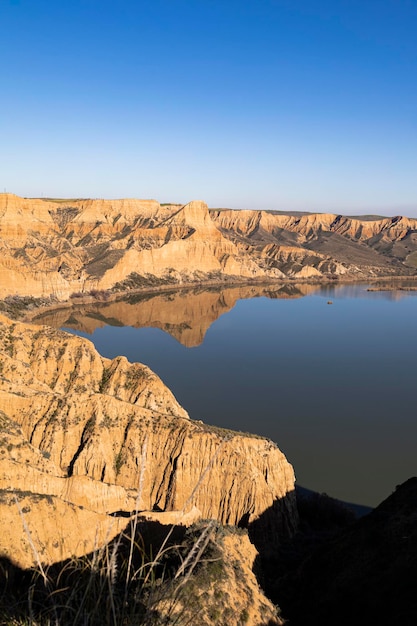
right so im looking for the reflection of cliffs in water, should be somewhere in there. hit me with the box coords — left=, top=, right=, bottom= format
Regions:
left=30, top=283, right=321, bottom=347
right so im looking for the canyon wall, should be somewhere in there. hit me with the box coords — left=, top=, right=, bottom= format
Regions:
left=1, top=194, right=416, bottom=302
left=0, top=313, right=297, bottom=567
left=211, top=208, right=417, bottom=278
left=0, top=194, right=281, bottom=300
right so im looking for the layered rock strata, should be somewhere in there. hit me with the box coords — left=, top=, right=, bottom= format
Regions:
left=0, top=195, right=282, bottom=300
left=211, top=209, right=417, bottom=278
left=1, top=193, right=416, bottom=302
left=0, top=313, right=297, bottom=567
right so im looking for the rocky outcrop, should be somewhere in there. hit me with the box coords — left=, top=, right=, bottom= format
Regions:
left=0, top=194, right=282, bottom=301
left=1, top=193, right=416, bottom=302
left=0, top=514, right=285, bottom=626
left=212, top=208, right=417, bottom=277
left=0, top=313, right=297, bottom=567
left=150, top=522, right=286, bottom=625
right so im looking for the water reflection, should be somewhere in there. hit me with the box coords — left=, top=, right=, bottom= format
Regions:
left=31, top=282, right=322, bottom=346
left=30, top=280, right=417, bottom=507
left=30, top=280, right=417, bottom=345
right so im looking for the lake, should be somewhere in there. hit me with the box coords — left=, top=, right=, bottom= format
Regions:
left=34, top=282, right=417, bottom=507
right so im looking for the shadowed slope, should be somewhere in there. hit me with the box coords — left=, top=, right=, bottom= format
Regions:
left=277, top=478, right=417, bottom=626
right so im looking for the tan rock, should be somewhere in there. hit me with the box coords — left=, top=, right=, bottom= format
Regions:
left=153, top=524, right=285, bottom=626
left=0, top=314, right=297, bottom=567
left=0, top=195, right=282, bottom=300
left=2, top=193, right=414, bottom=302
left=212, top=208, right=417, bottom=278
left=0, top=490, right=127, bottom=569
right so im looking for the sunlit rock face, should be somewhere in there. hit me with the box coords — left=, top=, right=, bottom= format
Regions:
left=0, top=195, right=281, bottom=300
left=211, top=208, right=417, bottom=277
left=0, top=314, right=297, bottom=567
left=1, top=194, right=416, bottom=301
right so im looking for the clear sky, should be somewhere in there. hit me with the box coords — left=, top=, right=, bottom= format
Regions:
left=1, top=0, right=416, bottom=215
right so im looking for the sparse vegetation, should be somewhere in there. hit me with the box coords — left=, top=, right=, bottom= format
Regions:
left=112, top=271, right=180, bottom=292
left=0, top=295, right=59, bottom=319
left=114, top=449, right=124, bottom=475
left=99, top=367, right=112, bottom=393
left=124, top=368, right=138, bottom=391
left=0, top=514, right=257, bottom=626
left=195, top=421, right=266, bottom=441
left=88, top=289, right=112, bottom=300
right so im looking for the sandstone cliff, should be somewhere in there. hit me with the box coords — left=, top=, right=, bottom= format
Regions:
left=1, top=193, right=416, bottom=302
left=0, top=313, right=297, bottom=568
left=0, top=194, right=282, bottom=301
left=211, top=208, right=417, bottom=279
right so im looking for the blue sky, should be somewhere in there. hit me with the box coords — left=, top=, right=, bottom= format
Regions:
left=1, top=0, right=416, bottom=215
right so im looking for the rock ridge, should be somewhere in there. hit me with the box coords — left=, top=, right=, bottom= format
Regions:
left=0, top=313, right=297, bottom=567
left=1, top=193, right=416, bottom=302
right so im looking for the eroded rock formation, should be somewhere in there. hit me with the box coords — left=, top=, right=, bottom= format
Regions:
left=211, top=208, right=417, bottom=278
left=0, top=313, right=297, bottom=568
left=0, top=195, right=282, bottom=300
left=1, top=193, right=416, bottom=302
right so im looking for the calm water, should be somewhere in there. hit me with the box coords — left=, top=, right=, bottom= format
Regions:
left=62, top=284, right=417, bottom=507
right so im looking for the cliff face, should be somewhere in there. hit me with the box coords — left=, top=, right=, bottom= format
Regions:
left=0, top=195, right=282, bottom=300
left=211, top=209, right=417, bottom=279
left=0, top=313, right=297, bottom=567
left=1, top=193, right=416, bottom=302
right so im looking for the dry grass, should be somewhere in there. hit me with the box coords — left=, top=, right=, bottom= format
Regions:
left=0, top=516, right=230, bottom=625
left=0, top=446, right=235, bottom=626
